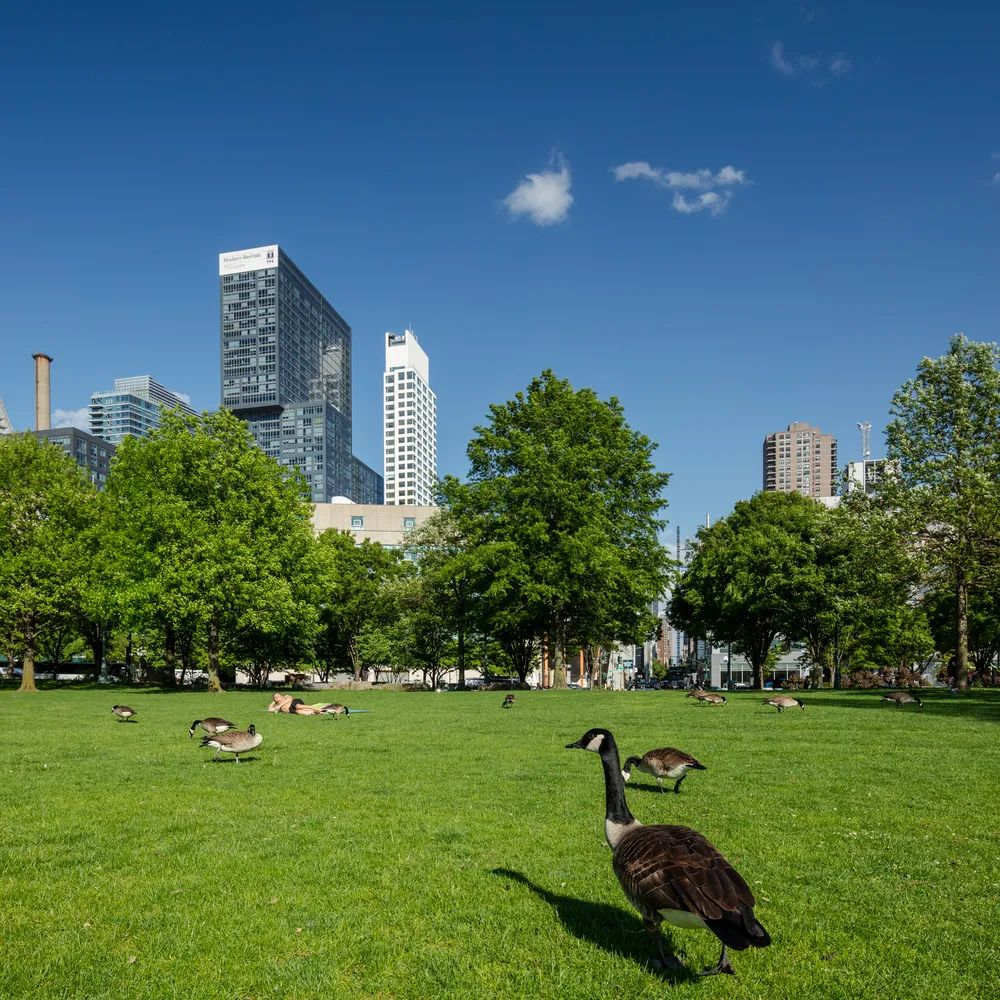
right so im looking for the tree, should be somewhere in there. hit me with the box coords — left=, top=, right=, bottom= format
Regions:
left=107, top=410, right=317, bottom=691
left=441, top=370, right=671, bottom=689
left=880, top=335, right=1000, bottom=689
left=314, top=531, right=409, bottom=682
left=670, top=491, right=824, bottom=690
left=0, top=435, right=98, bottom=692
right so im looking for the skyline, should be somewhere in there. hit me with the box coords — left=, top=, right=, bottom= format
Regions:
left=2, top=2, right=997, bottom=536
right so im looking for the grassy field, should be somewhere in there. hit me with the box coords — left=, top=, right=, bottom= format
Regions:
left=1, top=686, right=998, bottom=1000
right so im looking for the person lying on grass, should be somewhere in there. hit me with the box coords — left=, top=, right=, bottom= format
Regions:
left=268, top=693, right=328, bottom=716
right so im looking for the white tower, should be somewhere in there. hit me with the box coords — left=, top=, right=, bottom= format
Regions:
left=383, top=330, right=437, bottom=505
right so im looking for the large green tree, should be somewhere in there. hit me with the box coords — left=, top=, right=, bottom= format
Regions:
left=880, top=335, right=1000, bottom=689
left=0, top=435, right=98, bottom=692
left=670, top=491, right=824, bottom=690
left=441, top=371, right=671, bottom=688
left=107, top=409, right=316, bottom=691
left=313, top=530, right=409, bottom=681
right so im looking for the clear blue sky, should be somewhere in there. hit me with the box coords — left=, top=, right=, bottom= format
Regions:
left=2, top=1, right=997, bottom=538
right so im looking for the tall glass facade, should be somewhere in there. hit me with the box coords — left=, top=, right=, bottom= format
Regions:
left=90, top=376, right=195, bottom=444
left=220, top=245, right=359, bottom=502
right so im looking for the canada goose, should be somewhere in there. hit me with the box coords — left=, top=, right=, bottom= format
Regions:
left=621, top=747, right=706, bottom=794
left=502, top=694, right=516, bottom=708
left=764, top=696, right=804, bottom=713
left=695, top=693, right=727, bottom=706
left=685, top=688, right=706, bottom=698
left=200, top=724, right=263, bottom=762
left=112, top=705, right=137, bottom=723
left=882, top=691, right=923, bottom=709
left=320, top=703, right=350, bottom=719
left=189, top=717, right=235, bottom=738
left=567, top=728, right=770, bottom=976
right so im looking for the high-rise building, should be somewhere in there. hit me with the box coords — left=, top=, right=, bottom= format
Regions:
left=34, top=427, right=115, bottom=487
left=219, top=244, right=383, bottom=504
left=0, top=398, right=13, bottom=435
left=90, top=376, right=195, bottom=444
left=762, top=422, right=838, bottom=498
left=383, top=330, right=437, bottom=506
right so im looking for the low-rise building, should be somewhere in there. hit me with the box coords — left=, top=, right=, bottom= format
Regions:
left=311, top=502, right=439, bottom=550
left=33, top=427, right=115, bottom=487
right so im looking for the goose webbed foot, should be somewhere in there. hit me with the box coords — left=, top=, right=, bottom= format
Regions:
left=645, top=920, right=682, bottom=971
left=698, top=944, right=735, bottom=977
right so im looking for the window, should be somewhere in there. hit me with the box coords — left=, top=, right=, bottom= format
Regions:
left=350, top=515, right=364, bottom=529
left=402, top=517, right=416, bottom=529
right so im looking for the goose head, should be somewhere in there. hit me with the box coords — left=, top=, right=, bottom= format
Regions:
left=566, top=728, right=613, bottom=755
left=247, top=723, right=257, bottom=735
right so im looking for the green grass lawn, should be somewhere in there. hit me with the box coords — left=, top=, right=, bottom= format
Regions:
left=1, top=686, right=998, bottom=999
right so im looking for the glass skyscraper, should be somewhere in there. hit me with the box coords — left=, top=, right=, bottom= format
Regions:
left=90, top=376, right=195, bottom=444
left=219, top=245, right=379, bottom=503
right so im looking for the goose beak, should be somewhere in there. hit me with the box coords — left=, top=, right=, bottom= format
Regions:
left=565, top=739, right=585, bottom=750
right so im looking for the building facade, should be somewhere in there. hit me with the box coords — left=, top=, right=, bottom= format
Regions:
left=89, top=376, right=195, bottom=444
left=34, top=427, right=115, bottom=487
left=351, top=456, right=385, bottom=505
left=220, top=244, right=358, bottom=503
left=312, top=502, right=438, bottom=549
left=846, top=458, right=887, bottom=494
left=0, top=398, right=12, bottom=435
left=762, top=421, right=838, bottom=498
left=383, top=330, right=437, bottom=506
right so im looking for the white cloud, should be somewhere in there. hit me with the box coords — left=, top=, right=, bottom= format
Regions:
left=672, top=191, right=732, bottom=217
left=770, top=41, right=797, bottom=77
left=503, top=158, right=573, bottom=226
left=993, top=172, right=1000, bottom=186
left=830, top=55, right=853, bottom=76
left=612, top=160, right=747, bottom=217
left=53, top=407, right=90, bottom=428
left=771, top=41, right=852, bottom=83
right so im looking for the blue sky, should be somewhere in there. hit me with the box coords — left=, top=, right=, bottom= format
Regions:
left=2, top=1, right=998, bottom=538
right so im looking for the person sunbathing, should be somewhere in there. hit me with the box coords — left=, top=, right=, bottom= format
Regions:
left=267, top=692, right=332, bottom=716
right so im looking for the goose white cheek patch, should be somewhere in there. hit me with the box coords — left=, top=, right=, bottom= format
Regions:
left=586, top=735, right=604, bottom=752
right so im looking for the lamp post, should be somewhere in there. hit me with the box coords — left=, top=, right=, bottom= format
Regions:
left=98, top=625, right=110, bottom=684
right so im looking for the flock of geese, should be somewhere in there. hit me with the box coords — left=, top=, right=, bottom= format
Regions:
left=108, top=684, right=929, bottom=980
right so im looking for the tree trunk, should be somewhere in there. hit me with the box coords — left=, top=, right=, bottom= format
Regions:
left=90, top=633, right=104, bottom=677
left=163, top=623, right=177, bottom=687
left=349, top=637, right=362, bottom=682
left=457, top=629, right=466, bottom=688
left=18, top=629, right=38, bottom=692
left=955, top=573, right=970, bottom=690
left=551, top=627, right=568, bottom=689
left=206, top=617, right=224, bottom=692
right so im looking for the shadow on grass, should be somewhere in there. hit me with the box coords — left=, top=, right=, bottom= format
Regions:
left=624, top=781, right=700, bottom=796
left=490, top=868, right=693, bottom=984
left=206, top=756, right=262, bottom=764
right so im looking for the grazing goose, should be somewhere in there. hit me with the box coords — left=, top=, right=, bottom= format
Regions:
left=567, top=728, right=770, bottom=976
left=200, top=724, right=262, bottom=762
left=320, top=703, right=350, bottom=719
left=622, top=747, right=706, bottom=794
left=764, top=696, right=804, bottom=713
left=502, top=694, right=516, bottom=709
left=189, top=717, right=235, bottom=738
left=112, top=705, right=137, bottom=723
left=695, top=692, right=727, bottom=706
left=685, top=688, right=706, bottom=699
left=882, top=691, right=923, bottom=709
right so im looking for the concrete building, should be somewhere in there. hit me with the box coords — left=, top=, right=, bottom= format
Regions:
left=90, top=376, right=195, bottom=444
left=383, top=330, right=437, bottom=506
left=846, top=459, right=888, bottom=495
left=220, top=244, right=381, bottom=503
left=34, top=427, right=115, bottom=487
left=312, top=502, right=438, bottom=550
left=763, top=421, right=838, bottom=498
left=0, top=398, right=13, bottom=435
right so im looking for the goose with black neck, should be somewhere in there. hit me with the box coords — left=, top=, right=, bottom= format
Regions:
left=566, top=727, right=771, bottom=976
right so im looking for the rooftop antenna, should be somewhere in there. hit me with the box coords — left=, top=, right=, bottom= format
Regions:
left=858, top=421, right=871, bottom=462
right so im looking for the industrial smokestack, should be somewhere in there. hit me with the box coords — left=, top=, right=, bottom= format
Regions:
left=32, top=353, right=53, bottom=431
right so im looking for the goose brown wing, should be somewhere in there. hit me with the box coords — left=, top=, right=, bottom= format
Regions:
left=613, top=825, right=770, bottom=950
left=200, top=729, right=246, bottom=749
left=646, top=748, right=705, bottom=771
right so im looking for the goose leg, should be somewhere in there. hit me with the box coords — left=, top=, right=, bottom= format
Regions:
left=698, top=943, right=735, bottom=977
left=657, top=777, right=664, bottom=793
left=644, top=919, right=682, bottom=971
left=673, top=774, right=685, bottom=794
